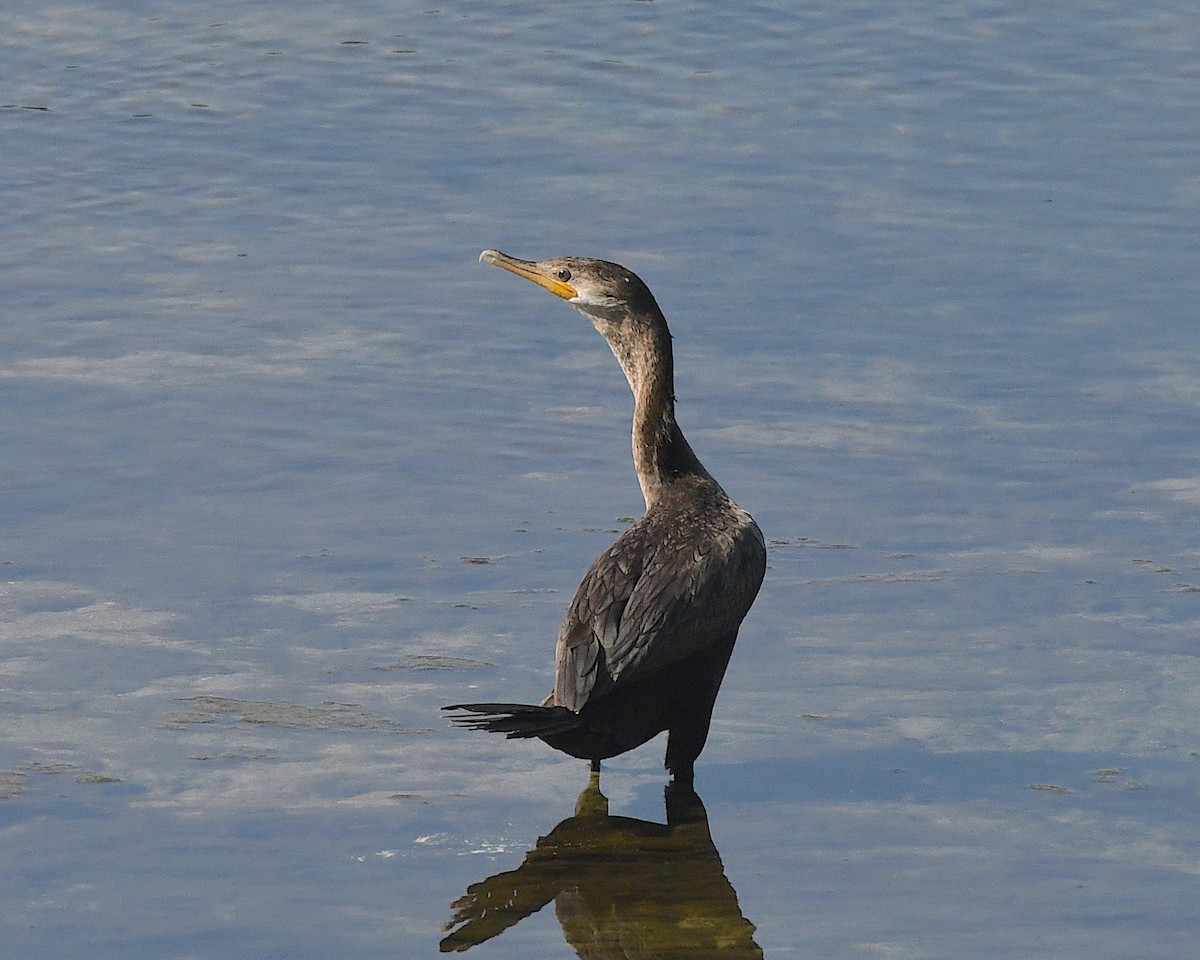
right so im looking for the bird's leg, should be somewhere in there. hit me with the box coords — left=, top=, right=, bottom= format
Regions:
left=575, top=767, right=608, bottom=817
left=667, top=762, right=695, bottom=790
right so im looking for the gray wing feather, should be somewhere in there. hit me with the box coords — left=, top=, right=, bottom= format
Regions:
left=553, top=505, right=765, bottom=712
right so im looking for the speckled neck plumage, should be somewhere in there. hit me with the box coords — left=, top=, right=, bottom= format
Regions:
left=612, top=314, right=711, bottom=508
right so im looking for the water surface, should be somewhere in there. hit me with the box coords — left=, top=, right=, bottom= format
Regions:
left=2, top=1, right=1199, bottom=957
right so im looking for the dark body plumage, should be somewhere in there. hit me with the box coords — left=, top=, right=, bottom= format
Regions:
left=446, top=251, right=766, bottom=784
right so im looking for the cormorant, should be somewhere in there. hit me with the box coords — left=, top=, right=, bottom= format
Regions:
left=445, top=250, right=766, bottom=785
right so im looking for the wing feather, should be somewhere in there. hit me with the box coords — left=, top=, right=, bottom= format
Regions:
left=552, top=491, right=765, bottom=712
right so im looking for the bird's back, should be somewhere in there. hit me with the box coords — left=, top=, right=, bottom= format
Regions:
left=552, top=475, right=766, bottom=712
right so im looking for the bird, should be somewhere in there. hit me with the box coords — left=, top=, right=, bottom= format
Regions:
left=444, top=250, right=766, bottom=785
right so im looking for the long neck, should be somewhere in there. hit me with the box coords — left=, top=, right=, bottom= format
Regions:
left=621, top=329, right=709, bottom=507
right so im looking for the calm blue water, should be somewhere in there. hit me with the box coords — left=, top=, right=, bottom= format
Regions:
left=2, top=1, right=1198, bottom=957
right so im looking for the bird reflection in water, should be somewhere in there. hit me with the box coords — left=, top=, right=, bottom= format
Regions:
left=440, top=777, right=762, bottom=958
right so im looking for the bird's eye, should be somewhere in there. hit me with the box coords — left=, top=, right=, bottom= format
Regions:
left=556, top=269, right=572, bottom=282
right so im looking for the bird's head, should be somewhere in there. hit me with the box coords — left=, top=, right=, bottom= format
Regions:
left=479, top=250, right=663, bottom=328
left=479, top=249, right=674, bottom=396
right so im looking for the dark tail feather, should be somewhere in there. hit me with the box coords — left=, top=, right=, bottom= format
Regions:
left=443, top=702, right=581, bottom=739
